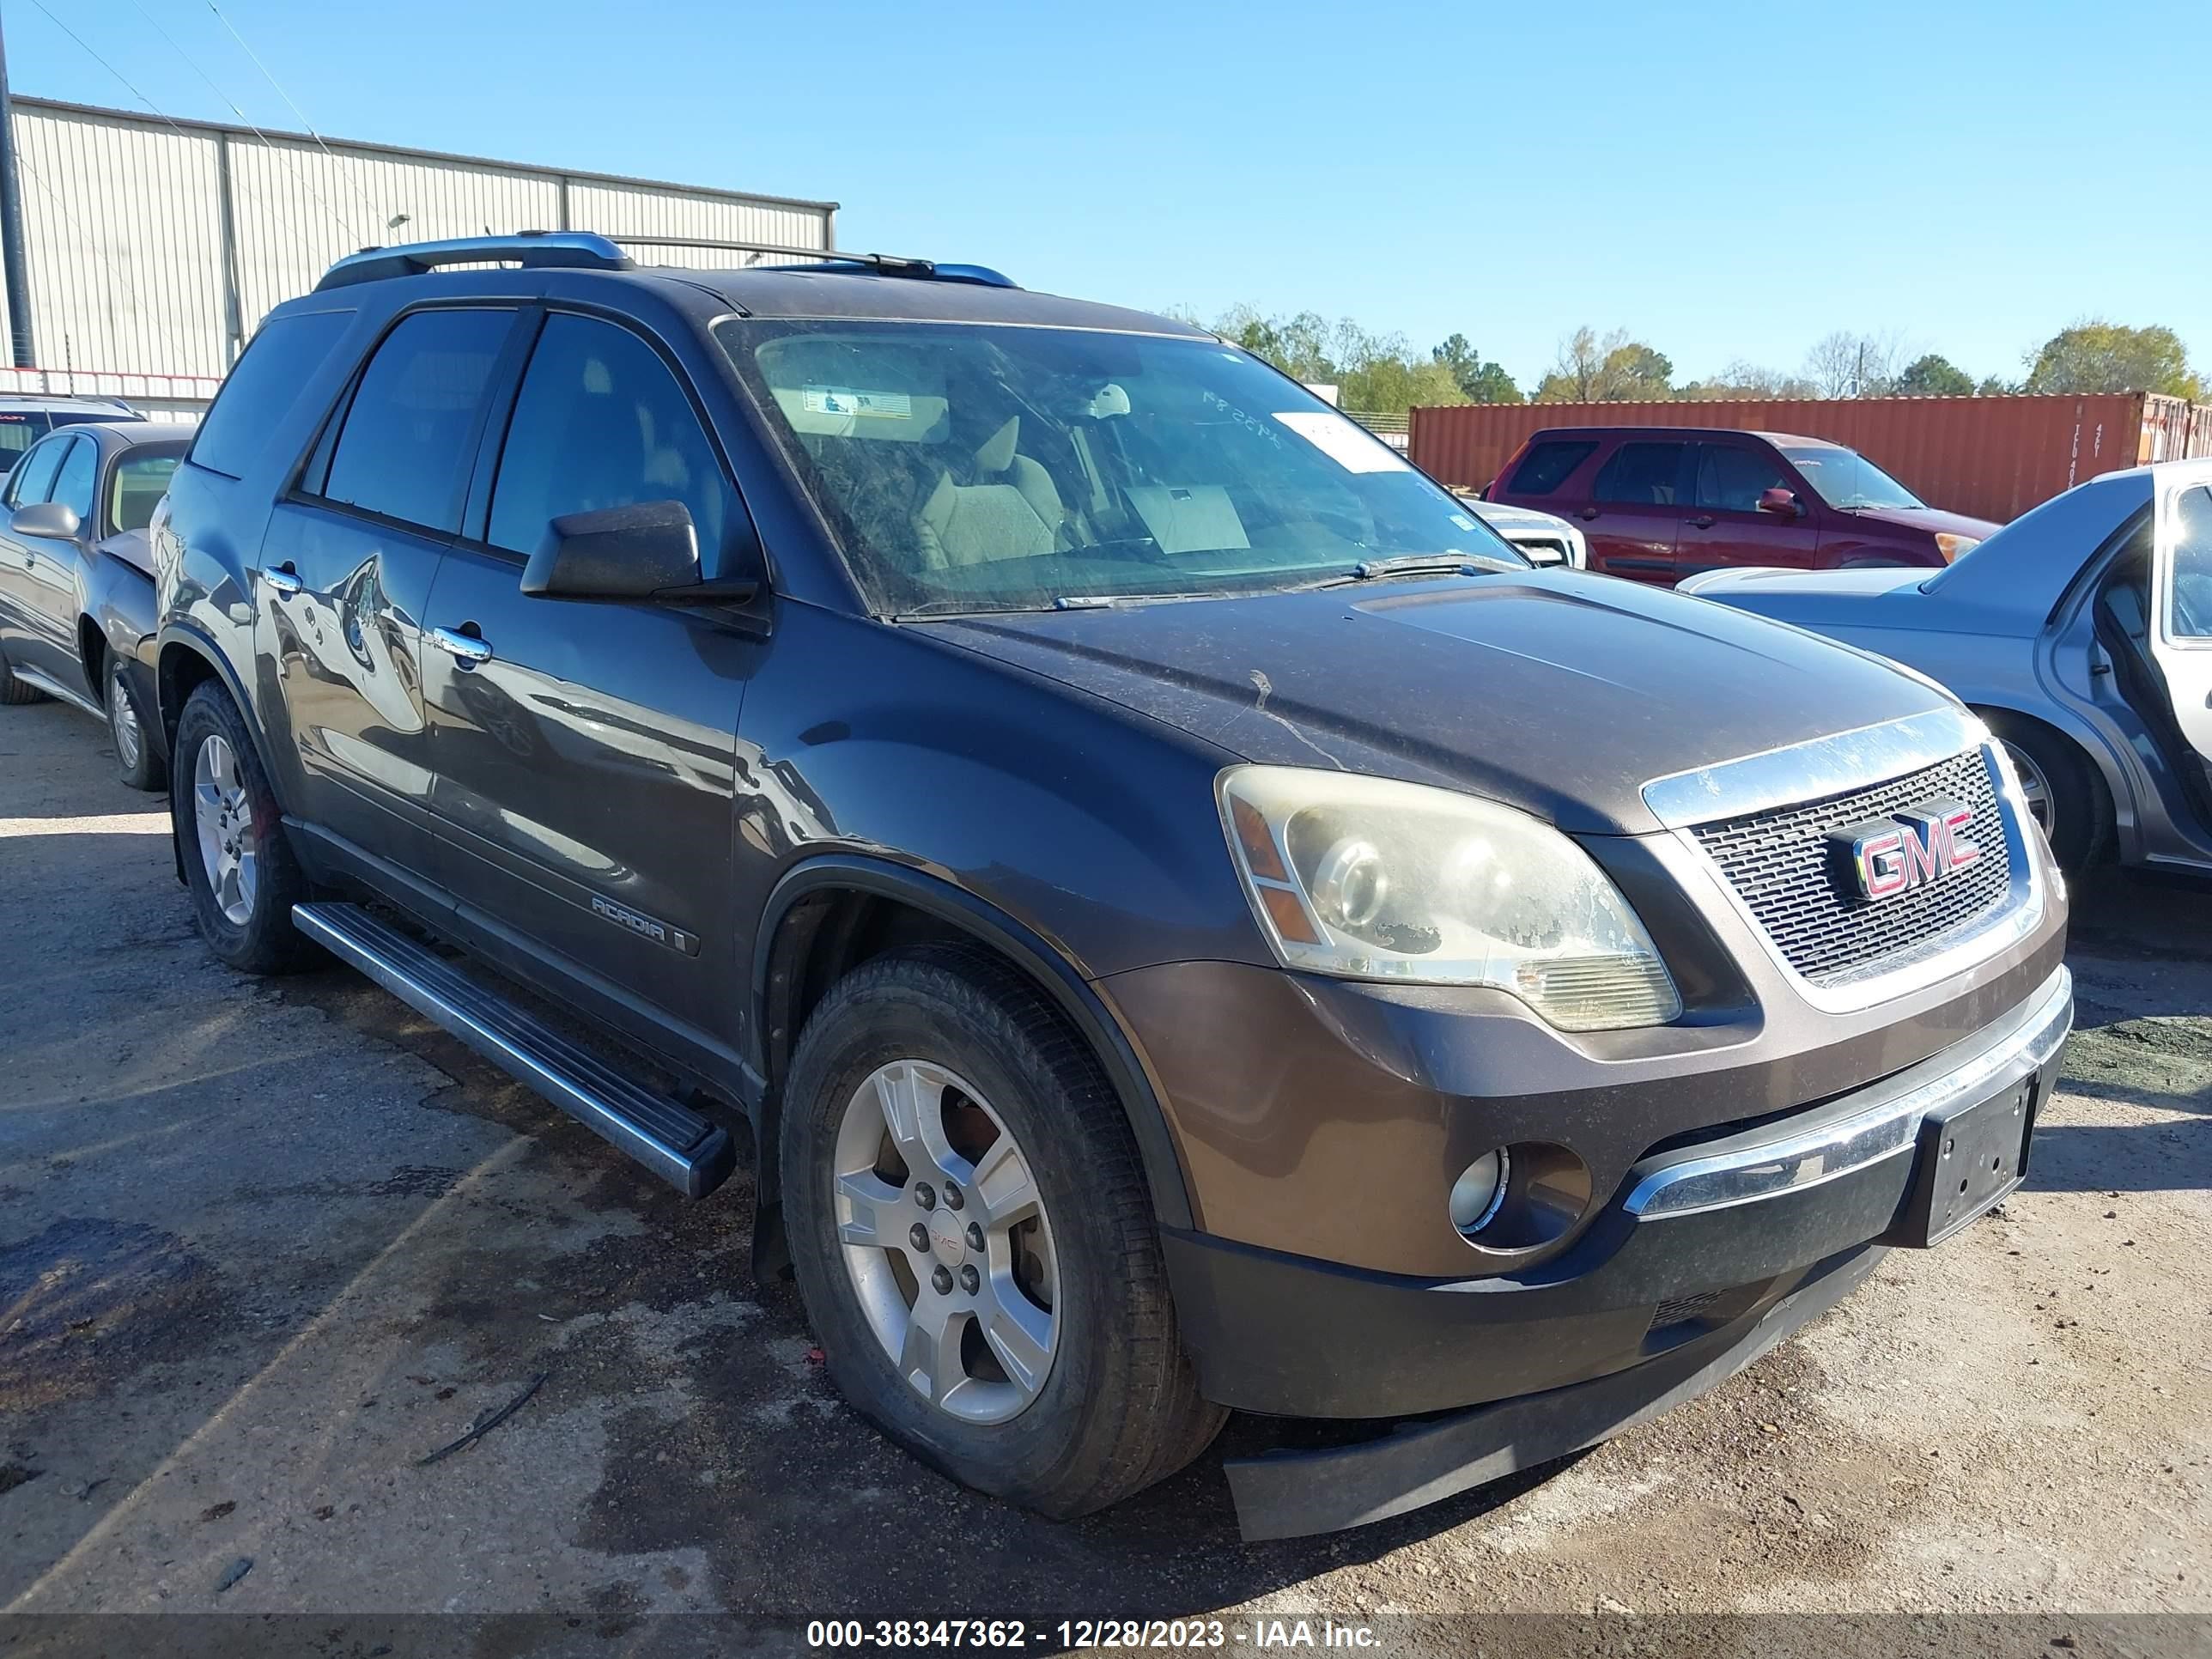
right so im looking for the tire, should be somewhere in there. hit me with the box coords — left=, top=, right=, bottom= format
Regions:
left=105, top=654, right=165, bottom=793
left=172, top=682, right=321, bottom=975
left=0, top=642, right=46, bottom=705
left=1981, top=710, right=2110, bottom=874
left=781, top=943, right=1224, bottom=1518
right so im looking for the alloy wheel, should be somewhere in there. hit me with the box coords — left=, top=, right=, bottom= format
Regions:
left=2002, top=740, right=2055, bottom=835
left=831, top=1059, right=1059, bottom=1425
left=108, top=673, right=142, bottom=771
left=192, top=733, right=258, bottom=926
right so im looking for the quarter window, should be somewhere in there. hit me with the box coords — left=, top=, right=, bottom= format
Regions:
left=323, top=308, right=514, bottom=535
left=50, top=437, right=97, bottom=521
left=1694, top=444, right=1792, bottom=514
left=1592, top=441, right=1686, bottom=507
left=1507, top=440, right=1597, bottom=496
left=192, top=309, right=354, bottom=480
left=488, top=313, right=732, bottom=563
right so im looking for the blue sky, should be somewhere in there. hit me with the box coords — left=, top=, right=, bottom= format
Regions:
left=15, top=0, right=2211, bottom=389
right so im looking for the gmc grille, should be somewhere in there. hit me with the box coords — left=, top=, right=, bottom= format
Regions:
left=1691, top=748, right=2014, bottom=984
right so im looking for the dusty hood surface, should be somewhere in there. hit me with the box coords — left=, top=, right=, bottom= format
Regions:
left=921, top=570, right=1951, bottom=835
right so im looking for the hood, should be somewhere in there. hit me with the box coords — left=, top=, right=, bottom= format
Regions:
left=921, top=571, right=1951, bottom=835
left=1845, top=503, right=2000, bottom=543
left=95, top=528, right=155, bottom=578
left=1464, top=498, right=1576, bottom=536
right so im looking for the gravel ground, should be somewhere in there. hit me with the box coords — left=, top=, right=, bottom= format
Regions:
left=2, top=698, right=2207, bottom=1651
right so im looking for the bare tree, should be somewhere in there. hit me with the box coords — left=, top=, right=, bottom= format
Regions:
left=1803, top=331, right=1905, bottom=398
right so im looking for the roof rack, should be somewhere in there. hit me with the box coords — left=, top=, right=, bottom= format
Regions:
left=775, top=253, right=1019, bottom=289
left=315, top=231, right=632, bottom=291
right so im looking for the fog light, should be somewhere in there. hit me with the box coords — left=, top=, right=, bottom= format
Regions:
left=1449, top=1149, right=1510, bottom=1235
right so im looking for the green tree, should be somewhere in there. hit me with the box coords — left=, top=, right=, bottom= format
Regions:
left=1676, top=360, right=1819, bottom=400
left=1893, top=353, right=1975, bottom=397
left=1431, top=333, right=1523, bottom=403
left=1977, top=374, right=2021, bottom=396
left=2024, top=320, right=2205, bottom=398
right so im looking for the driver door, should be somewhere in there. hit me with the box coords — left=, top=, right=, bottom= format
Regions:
left=2152, top=471, right=2212, bottom=766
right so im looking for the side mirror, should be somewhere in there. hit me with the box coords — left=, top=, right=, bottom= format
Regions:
left=10, top=501, right=81, bottom=539
left=520, top=500, right=757, bottom=605
left=1756, top=488, right=1802, bottom=518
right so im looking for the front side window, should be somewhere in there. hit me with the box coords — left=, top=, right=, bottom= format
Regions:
left=1507, top=439, right=1597, bottom=496
left=109, top=451, right=183, bottom=535
left=714, top=320, right=1521, bottom=614
left=1694, top=444, right=1792, bottom=514
left=323, top=307, right=512, bottom=535
left=2170, top=483, right=2212, bottom=641
left=488, top=313, right=734, bottom=564
left=1776, top=442, right=1924, bottom=512
left=1592, top=441, right=1686, bottom=507
left=49, top=437, right=97, bottom=522
left=4, top=434, right=65, bottom=507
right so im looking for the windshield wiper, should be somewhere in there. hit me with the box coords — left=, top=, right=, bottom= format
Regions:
left=1305, top=553, right=1511, bottom=588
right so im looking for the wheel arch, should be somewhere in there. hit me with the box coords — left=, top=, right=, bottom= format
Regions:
left=156, top=623, right=285, bottom=804
left=751, top=854, right=1195, bottom=1239
left=1970, top=700, right=2118, bottom=862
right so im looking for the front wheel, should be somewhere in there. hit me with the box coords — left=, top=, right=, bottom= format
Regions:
left=106, top=656, right=165, bottom=792
left=781, top=945, right=1224, bottom=1518
left=172, top=683, right=321, bottom=974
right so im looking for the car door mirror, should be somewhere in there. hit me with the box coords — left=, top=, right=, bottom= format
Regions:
left=522, top=500, right=714, bottom=601
left=1756, top=488, right=1802, bottom=518
left=10, top=501, right=81, bottom=539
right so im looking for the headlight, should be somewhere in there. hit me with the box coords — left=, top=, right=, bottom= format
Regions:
left=1217, top=766, right=1681, bottom=1031
left=1934, top=532, right=1980, bottom=563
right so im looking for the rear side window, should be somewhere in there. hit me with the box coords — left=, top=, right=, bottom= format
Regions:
left=1593, top=441, right=1686, bottom=506
left=50, top=436, right=96, bottom=521
left=1693, top=444, right=1791, bottom=513
left=191, top=310, right=353, bottom=479
left=487, top=313, right=733, bottom=562
left=0, top=412, right=45, bottom=467
left=322, top=308, right=514, bottom=535
left=2172, top=483, right=2212, bottom=641
left=1508, top=439, right=1597, bottom=495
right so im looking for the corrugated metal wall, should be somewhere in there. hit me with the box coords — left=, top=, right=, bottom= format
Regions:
left=1408, top=392, right=2212, bottom=523
left=0, top=97, right=836, bottom=384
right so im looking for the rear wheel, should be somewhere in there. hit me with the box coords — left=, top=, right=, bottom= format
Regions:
left=0, top=642, right=45, bottom=705
left=1982, top=711, right=2109, bottom=873
left=106, top=656, right=165, bottom=792
left=172, top=683, right=320, bottom=974
left=781, top=945, right=1224, bottom=1518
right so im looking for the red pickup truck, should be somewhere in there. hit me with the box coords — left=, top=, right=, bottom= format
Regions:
left=1486, top=426, right=1999, bottom=586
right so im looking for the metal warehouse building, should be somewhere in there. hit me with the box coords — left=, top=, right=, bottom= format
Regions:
left=0, top=96, right=836, bottom=406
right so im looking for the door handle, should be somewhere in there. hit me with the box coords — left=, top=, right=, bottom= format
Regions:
left=430, top=625, right=493, bottom=665
left=264, top=563, right=302, bottom=597
left=1686, top=514, right=1717, bottom=529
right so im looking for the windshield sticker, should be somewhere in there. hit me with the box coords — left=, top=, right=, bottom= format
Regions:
left=802, top=386, right=912, bottom=420
left=1271, top=411, right=1411, bottom=474
left=1449, top=514, right=1477, bottom=531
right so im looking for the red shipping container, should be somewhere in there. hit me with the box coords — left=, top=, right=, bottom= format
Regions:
left=1407, top=392, right=2212, bottom=524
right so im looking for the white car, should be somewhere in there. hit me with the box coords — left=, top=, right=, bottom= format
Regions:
left=1455, top=492, right=1587, bottom=569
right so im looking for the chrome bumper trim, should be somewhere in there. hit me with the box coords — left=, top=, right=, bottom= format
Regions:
left=1624, top=966, right=2073, bottom=1219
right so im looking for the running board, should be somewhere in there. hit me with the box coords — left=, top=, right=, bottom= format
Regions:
left=292, top=902, right=736, bottom=1198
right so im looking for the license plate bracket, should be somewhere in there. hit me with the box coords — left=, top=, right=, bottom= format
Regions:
left=1892, top=1077, right=2037, bottom=1248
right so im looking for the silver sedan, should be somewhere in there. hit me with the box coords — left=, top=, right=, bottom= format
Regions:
left=1684, top=459, right=2212, bottom=875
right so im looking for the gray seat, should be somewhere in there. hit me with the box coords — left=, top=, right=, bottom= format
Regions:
left=914, top=416, right=1072, bottom=568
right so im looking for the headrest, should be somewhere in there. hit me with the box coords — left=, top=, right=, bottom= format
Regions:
left=974, top=416, right=1020, bottom=475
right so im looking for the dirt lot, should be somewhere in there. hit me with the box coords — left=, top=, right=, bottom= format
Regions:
left=3, top=697, right=2208, bottom=1650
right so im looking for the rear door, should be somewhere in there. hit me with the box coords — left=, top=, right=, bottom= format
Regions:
left=1577, top=439, right=1690, bottom=582
left=1676, top=440, right=1821, bottom=580
left=14, top=434, right=97, bottom=687
left=423, top=307, right=760, bottom=1053
left=2152, top=471, right=2212, bottom=766
left=0, top=433, right=68, bottom=674
left=258, top=305, right=522, bottom=879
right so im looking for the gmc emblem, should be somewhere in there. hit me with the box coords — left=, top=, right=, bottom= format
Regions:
left=1831, top=799, right=1980, bottom=901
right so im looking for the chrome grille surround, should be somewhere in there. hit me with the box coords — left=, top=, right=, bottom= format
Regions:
left=1645, top=708, right=2046, bottom=1012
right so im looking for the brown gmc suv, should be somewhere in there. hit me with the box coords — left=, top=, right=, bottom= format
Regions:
left=148, top=235, right=2070, bottom=1540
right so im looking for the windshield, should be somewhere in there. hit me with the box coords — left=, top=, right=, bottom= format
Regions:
left=1775, top=443, right=1925, bottom=512
left=714, top=320, right=1524, bottom=614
